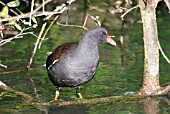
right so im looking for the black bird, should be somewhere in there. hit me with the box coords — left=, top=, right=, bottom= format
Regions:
left=46, top=27, right=116, bottom=101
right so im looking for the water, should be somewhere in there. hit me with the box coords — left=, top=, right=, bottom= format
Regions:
left=0, top=1, right=170, bottom=113
left=0, top=24, right=169, bottom=113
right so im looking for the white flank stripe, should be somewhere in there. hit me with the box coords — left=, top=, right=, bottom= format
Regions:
left=48, top=59, right=59, bottom=70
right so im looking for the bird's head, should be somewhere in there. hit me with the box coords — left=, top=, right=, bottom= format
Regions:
left=86, top=27, right=116, bottom=46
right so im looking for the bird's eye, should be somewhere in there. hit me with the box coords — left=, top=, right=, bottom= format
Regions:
left=100, top=32, right=105, bottom=36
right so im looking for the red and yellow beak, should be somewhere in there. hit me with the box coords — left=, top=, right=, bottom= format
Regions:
left=106, top=31, right=116, bottom=46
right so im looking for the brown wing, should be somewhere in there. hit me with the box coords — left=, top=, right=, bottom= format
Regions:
left=46, top=42, right=78, bottom=69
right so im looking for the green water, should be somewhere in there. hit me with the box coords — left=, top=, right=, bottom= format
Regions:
left=0, top=1, right=170, bottom=113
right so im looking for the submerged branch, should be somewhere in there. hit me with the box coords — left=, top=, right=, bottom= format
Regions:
left=32, top=92, right=169, bottom=107
left=31, top=88, right=169, bottom=107
left=0, top=69, right=24, bottom=75
left=33, top=95, right=139, bottom=107
left=0, top=82, right=169, bottom=107
left=0, top=81, right=32, bottom=101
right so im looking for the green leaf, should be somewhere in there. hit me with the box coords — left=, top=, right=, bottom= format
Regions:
left=8, top=20, right=22, bottom=30
left=0, top=6, right=8, bottom=17
left=7, top=0, right=20, bottom=7
left=15, top=105, right=21, bottom=109
left=4, top=93, right=17, bottom=98
left=8, top=20, right=15, bottom=26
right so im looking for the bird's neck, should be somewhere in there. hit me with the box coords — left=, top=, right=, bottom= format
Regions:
left=77, top=37, right=99, bottom=56
left=79, top=35, right=98, bottom=48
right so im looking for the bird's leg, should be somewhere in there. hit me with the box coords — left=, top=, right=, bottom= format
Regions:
left=76, top=86, right=83, bottom=99
left=54, top=87, right=60, bottom=101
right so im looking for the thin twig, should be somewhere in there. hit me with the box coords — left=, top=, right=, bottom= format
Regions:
left=38, top=0, right=76, bottom=49
left=38, top=16, right=59, bottom=49
left=0, top=31, right=37, bottom=46
left=38, top=14, right=101, bottom=49
left=0, top=69, right=24, bottom=75
left=0, top=63, right=7, bottom=68
left=120, top=5, right=139, bottom=20
left=83, top=13, right=89, bottom=27
left=0, top=0, right=52, bottom=22
left=27, top=0, right=76, bottom=69
left=44, top=0, right=76, bottom=20
left=42, top=0, right=45, bottom=12
left=158, top=40, right=170, bottom=63
left=29, top=0, right=35, bottom=26
left=56, top=13, right=101, bottom=31
left=66, top=7, right=69, bottom=25
left=57, top=22, right=88, bottom=30
left=33, top=0, right=51, bottom=13
left=83, top=14, right=101, bottom=27
left=27, top=23, right=47, bottom=69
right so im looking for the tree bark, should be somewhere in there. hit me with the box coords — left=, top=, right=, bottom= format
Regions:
left=138, top=0, right=170, bottom=95
left=138, top=0, right=160, bottom=95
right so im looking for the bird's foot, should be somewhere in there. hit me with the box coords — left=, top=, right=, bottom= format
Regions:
left=52, top=89, right=60, bottom=102
left=76, top=92, right=83, bottom=101
left=77, top=92, right=83, bottom=99
left=49, top=100, right=57, bottom=103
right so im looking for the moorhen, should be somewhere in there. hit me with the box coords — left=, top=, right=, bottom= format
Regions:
left=46, top=27, right=116, bottom=101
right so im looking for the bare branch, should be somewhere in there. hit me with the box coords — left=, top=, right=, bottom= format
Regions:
left=32, top=95, right=138, bottom=107
left=29, top=0, right=35, bottom=26
left=56, top=13, right=102, bottom=30
left=0, top=80, right=32, bottom=100
left=27, top=0, right=76, bottom=69
left=0, top=69, right=24, bottom=75
left=44, top=0, right=76, bottom=20
left=120, top=5, right=139, bottom=20
left=42, top=0, right=45, bottom=12
left=38, top=15, right=59, bottom=49
left=57, top=22, right=88, bottom=30
left=27, top=22, right=47, bottom=69
left=154, top=85, right=170, bottom=95
left=0, top=0, right=52, bottom=22
left=158, top=40, right=170, bottom=64
left=0, top=31, right=37, bottom=46
left=84, top=14, right=101, bottom=27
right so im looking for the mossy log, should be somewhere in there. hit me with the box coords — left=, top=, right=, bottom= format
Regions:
left=32, top=95, right=140, bottom=107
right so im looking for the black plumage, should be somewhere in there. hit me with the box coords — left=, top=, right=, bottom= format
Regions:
left=46, top=27, right=116, bottom=101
